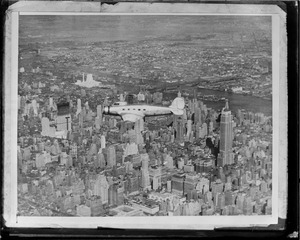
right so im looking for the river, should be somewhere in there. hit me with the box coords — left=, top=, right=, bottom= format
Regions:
left=166, top=88, right=272, bottom=116
left=19, top=15, right=272, bottom=116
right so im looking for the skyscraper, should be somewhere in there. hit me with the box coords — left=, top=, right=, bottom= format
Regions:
left=149, top=166, right=162, bottom=190
left=174, top=116, right=184, bottom=143
left=194, top=106, right=202, bottom=125
left=41, top=117, right=50, bottom=136
left=96, top=105, right=103, bottom=129
left=141, top=153, right=151, bottom=190
left=56, top=102, right=72, bottom=133
left=184, top=173, right=199, bottom=199
left=107, top=145, right=116, bottom=168
left=134, top=118, right=144, bottom=145
left=98, top=174, right=109, bottom=205
left=76, top=99, right=82, bottom=116
left=108, top=182, right=118, bottom=207
left=171, top=173, right=185, bottom=196
left=100, top=135, right=106, bottom=149
left=217, top=100, right=234, bottom=167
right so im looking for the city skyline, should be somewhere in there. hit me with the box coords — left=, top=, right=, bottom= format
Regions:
left=17, top=14, right=273, bottom=218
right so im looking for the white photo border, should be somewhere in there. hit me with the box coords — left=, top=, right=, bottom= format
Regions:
left=4, top=2, right=287, bottom=230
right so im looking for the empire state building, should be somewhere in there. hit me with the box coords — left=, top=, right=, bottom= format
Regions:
left=217, top=99, right=234, bottom=167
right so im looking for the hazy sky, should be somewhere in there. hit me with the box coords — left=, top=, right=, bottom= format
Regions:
left=19, top=15, right=272, bottom=43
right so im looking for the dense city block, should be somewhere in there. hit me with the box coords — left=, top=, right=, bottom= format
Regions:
left=17, top=15, right=272, bottom=217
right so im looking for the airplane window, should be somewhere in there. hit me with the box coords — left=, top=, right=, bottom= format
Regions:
left=122, top=109, right=125, bottom=111
left=143, top=109, right=146, bottom=111
left=138, top=109, right=141, bottom=111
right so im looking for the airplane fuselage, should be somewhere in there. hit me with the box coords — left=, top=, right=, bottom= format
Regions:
left=104, top=105, right=172, bottom=119
left=103, top=97, right=185, bottom=122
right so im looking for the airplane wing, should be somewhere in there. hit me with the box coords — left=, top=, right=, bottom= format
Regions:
left=121, top=112, right=144, bottom=122
left=170, top=109, right=184, bottom=115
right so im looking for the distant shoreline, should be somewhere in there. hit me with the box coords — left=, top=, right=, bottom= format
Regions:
left=163, top=87, right=272, bottom=116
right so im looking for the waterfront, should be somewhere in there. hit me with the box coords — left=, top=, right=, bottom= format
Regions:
left=165, top=88, right=272, bottom=116
left=20, top=15, right=272, bottom=105
left=194, top=88, right=271, bottom=116
left=17, top=15, right=273, bottom=218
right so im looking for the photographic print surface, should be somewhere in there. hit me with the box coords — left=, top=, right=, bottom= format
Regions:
left=17, top=14, right=273, bottom=218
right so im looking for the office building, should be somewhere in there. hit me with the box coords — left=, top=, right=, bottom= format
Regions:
left=171, top=173, right=185, bottom=196
left=56, top=102, right=72, bottom=135
left=108, top=182, right=118, bottom=207
left=141, top=153, right=151, bottom=190
left=174, top=116, right=185, bottom=143
left=107, top=145, right=116, bottom=168
left=217, top=100, right=234, bottom=166
left=184, top=173, right=198, bottom=198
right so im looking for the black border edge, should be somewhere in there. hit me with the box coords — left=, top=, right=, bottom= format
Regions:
left=286, top=0, right=299, bottom=237
left=1, top=0, right=11, bottom=237
left=1, top=0, right=299, bottom=239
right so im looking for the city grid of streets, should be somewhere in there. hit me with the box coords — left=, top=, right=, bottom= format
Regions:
left=17, top=15, right=273, bottom=217
left=17, top=86, right=272, bottom=217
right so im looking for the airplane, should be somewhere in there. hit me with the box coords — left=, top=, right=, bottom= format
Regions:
left=103, top=97, right=185, bottom=122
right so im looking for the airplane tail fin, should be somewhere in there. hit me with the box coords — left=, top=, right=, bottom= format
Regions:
left=169, top=97, right=185, bottom=115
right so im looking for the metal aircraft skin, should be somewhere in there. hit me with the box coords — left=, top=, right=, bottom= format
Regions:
left=103, top=97, right=185, bottom=122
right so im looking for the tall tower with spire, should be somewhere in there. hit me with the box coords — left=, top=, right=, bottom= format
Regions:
left=217, top=99, right=234, bottom=166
